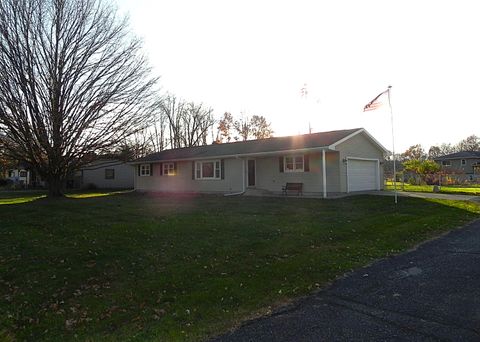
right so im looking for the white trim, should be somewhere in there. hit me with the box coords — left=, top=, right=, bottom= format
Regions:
left=322, top=150, right=327, bottom=198
left=139, top=164, right=151, bottom=177
left=284, top=155, right=304, bottom=173
left=329, top=128, right=389, bottom=154
left=162, top=162, right=176, bottom=176
left=346, top=157, right=380, bottom=193
left=195, top=160, right=221, bottom=180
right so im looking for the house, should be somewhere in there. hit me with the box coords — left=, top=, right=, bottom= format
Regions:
left=434, top=151, right=480, bottom=176
left=131, top=128, right=388, bottom=197
left=5, top=163, right=44, bottom=188
left=78, top=159, right=134, bottom=189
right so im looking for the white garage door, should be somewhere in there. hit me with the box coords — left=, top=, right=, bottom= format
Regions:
left=348, top=159, right=378, bottom=192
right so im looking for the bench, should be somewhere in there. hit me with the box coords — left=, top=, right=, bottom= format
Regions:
left=282, top=182, right=303, bottom=196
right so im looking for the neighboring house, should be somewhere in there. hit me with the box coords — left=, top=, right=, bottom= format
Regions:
left=5, top=164, right=44, bottom=188
left=434, top=151, right=480, bottom=176
left=131, top=128, right=388, bottom=197
left=79, top=159, right=134, bottom=189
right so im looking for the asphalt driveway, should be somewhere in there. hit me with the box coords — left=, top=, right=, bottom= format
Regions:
left=213, top=219, right=480, bottom=341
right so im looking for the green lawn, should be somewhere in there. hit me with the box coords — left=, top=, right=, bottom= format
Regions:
left=0, top=192, right=479, bottom=341
left=386, top=182, right=480, bottom=195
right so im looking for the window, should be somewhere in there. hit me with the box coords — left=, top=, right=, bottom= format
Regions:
left=284, top=155, right=304, bottom=172
left=105, top=169, right=115, bottom=179
left=195, top=160, right=221, bottom=179
left=461, top=159, right=466, bottom=166
left=140, top=164, right=151, bottom=176
left=442, top=160, right=451, bottom=166
left=474, top=164, right=480, bottom=175
left=163, top=162, right=176, bottom=176
left=19, top=170, right=27, bottom=177
left=8, top=170, right=15, bottom=178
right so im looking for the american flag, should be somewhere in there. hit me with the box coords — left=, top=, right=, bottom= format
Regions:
left=300, top=83, right=308, bottom=98
left=363, top=87, right=390, bottom=112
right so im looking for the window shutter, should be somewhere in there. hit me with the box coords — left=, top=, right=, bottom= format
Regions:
left=159, top=163, right=163, bottom=176
left=304, top=154, right=310, bottom=172
left=279, top=156, right=284, bottom=173
left=138, top=165, right=141, bottom=176
left=221, top=159, right=225, bottom=179
left=192, top=161, right=195, bottom=180
left=150, top=164, right=153, bottom=176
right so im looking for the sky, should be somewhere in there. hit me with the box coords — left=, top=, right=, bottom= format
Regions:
left=115, top=0, right=479, bottom=153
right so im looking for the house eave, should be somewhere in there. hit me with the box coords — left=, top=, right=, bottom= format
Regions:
left=129, top=146, right=335, bottom=164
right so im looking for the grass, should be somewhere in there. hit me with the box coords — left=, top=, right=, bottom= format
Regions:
left=385, top=182, right=480, bottom=195
left=0, top=192, right=479, bottom=341
left=0, top=189, right=132, bottom=204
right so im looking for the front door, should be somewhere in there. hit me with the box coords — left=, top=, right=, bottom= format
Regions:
left=248, top=160, right=256, bottom=187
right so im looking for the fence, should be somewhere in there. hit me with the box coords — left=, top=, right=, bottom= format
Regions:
left=384, top=171, right=480, bottom=187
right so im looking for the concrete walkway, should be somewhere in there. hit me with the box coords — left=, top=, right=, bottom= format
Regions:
left=370, top=190, right=480, bottom=203
left=213, top=219, right=480, bottom=341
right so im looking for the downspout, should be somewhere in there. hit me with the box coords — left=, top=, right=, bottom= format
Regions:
left=224, top=157, right=246, bottom=196
left=322, top=149, right=327, bottom=198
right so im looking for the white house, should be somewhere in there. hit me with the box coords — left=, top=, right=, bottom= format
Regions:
left=79, top=159, right=134, bottom=189
left=131, top=128, right=388, bottom=197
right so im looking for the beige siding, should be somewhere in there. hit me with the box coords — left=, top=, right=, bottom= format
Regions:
left=253, top=151, right=341, bottom=194
left=82, top=162, right=134, bottom=189
left=336, top=132, right=386, bottom=192
left=135, top=158, right=244, bottom=193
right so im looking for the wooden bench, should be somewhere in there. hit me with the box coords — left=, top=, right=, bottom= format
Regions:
left=282, top=182, right=303, bottom=196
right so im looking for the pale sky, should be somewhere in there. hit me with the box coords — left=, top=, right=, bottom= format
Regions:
left=116, top=0, right=479, bottom=152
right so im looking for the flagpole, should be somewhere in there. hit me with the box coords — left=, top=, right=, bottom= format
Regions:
left=387, top=85, right=398, bottom=204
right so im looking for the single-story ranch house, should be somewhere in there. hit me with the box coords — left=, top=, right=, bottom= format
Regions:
left=131, top=128, right=388, bottom=197
left=76, top=159, right=134, bottom=189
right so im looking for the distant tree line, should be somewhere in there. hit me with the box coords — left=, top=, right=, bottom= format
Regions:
left=384, top=134, right=479, bottom=175
left=112, top=101, right=274, bottom=160
left=400, top=135, right=479, bottom=162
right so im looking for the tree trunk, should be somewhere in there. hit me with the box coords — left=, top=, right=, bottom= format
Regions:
left=47, top=176, right=65, bottom=197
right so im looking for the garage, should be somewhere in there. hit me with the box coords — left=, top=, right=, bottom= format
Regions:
left=347, top=158, right=379, bottom=192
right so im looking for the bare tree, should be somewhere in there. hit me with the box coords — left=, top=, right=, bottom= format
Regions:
left=181, top=102, right=214, bottom=147
left=161, top=95, right=185, bottom=149
left=161, top=94, right=215, bottom=149
left=0, top=0, right=159, bottom=196
left=149, top=110, right=167, bottom=152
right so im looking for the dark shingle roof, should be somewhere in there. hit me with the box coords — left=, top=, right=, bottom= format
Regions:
left=134, top=128, right=362, bottom=163
left=434, top=151, right=480, bottom=160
